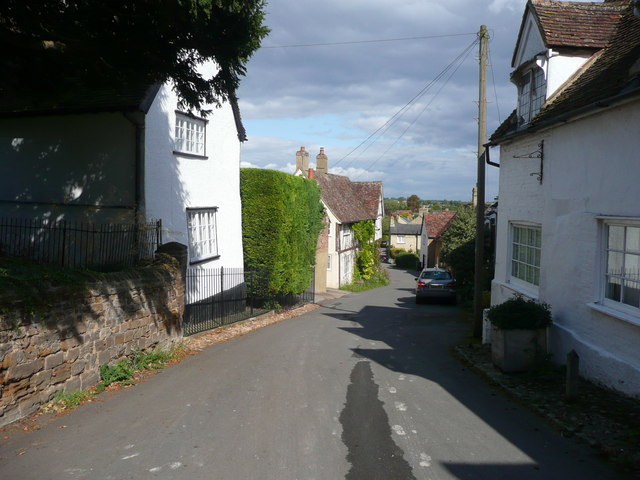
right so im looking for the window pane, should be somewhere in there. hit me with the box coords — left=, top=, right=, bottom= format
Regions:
left=606, top=276, right=622, bottom=301
left=626, top=227, right=640, bottom=252
left=607, top=251, right=624, bottom=276
left=175, top=113, right=206, bottom=155
left=624, top=253, right=640, bottom=281
left=623, top=281, right=640, bottom=308
left=608, top=226, right=624, bottom=250
left=510, top=224, right=541, bottom=286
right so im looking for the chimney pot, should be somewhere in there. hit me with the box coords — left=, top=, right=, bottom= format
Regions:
left=316, top=147, right=328, bottom=174
left=296, top=146, right=310, bottom=175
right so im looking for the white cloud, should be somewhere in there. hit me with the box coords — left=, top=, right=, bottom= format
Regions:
left=237, top=0, right=524, bottom=200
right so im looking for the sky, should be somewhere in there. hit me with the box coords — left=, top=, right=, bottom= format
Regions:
left=235, top=0, right=588, bottom=201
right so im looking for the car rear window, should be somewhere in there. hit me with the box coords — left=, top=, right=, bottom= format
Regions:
left=421, top=271, right=451, bottom=280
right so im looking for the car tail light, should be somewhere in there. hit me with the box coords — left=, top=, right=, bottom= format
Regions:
left=417, top=281, right=426, bottom=288
left=448, top=281, right=456, bottom=288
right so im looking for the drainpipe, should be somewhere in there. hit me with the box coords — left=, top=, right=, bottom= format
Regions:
left=484, top=142, right=500, bottom=168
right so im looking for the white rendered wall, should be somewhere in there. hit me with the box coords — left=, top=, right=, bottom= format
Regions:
left=144, top=63, right=244, bottom=271
left=0, top=113, right=136, bottom=223
left=492, top=99, right=640, bottom=395
left=325, top=207, right=340, bottom=289
left=546, top=53, right=592, bottom=99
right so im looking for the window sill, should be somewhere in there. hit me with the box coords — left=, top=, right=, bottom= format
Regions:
left=173, top=151, right=208, bottom=160
left=493, top=279, right=539, bottom=300
left=587, top=302, right=640, bottom=328
left=189, top=255, right=220, bottom=266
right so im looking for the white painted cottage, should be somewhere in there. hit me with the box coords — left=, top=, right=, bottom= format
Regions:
left=488, top=0, right=640, bottom=395
left=0, top=62, right=246, bottom=325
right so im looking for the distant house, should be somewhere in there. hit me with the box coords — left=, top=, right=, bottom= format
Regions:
left=488, top=0, right=640, bottom=395
left=419, top=211, right=457, bottom=268
left=0, top=62, right=247, bottom=319
left=295, top=147, right=384, bottom=289
left=389, top=223, right=422, bottom=254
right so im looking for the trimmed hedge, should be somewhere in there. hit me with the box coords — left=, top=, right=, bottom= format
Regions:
left=395, top=251, right=419, bottom=269
left=240, top=169, right=324, bottom=296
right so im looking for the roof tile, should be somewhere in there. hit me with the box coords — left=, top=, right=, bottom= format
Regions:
left=315, top=173, right=382, bottom=224
left=532, top=0, right=626, bottom=49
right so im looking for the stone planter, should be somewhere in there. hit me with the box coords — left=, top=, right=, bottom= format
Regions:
left=491, top=326, right=547, bottom=372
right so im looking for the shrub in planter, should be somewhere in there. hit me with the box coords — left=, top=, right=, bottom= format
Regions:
left=488, top=296, right=552, bottom=372
left=487, top=296, right=552, bottom=330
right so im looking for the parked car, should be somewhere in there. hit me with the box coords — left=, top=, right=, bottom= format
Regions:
left=378, top=247, right=388, bottom=263
left=415, top=267, right=456, bottom=304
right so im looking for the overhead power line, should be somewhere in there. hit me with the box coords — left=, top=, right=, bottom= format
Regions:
left=261, top=33, right=476, bottom=49
left=334, top=38, right=478, bottom=172
left=352, top=39, right=478, bottom=179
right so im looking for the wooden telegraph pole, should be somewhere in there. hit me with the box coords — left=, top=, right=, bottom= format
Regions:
left=473, top=25, right=488, bottom=338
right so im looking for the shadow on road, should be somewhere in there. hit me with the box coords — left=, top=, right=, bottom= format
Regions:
left=322, top=267, right=626, bottom=480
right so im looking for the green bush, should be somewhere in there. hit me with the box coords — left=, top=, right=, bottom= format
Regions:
left=99, top=359, right=134, bottom=386
left=240, top=169, right=324, bottom=297
left=353, top=220, right=377, bottom=280
left=395, top=252, right=419, bottom=268
left=341, top=268, right=389, bottom=292
left=487, top=296, right=552, bottom=330
left=389, top=247, right=406, bottom=259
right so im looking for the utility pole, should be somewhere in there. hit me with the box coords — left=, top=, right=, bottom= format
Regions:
left=473, top=25, right=488, bottom=338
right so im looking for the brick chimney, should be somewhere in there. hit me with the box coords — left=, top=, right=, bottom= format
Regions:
left=316, top=147, right=328, bottom=174
left=296, top=146, right=309, bottom=174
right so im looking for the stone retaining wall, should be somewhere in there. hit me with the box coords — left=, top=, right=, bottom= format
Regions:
left=0, top=255, right=184, bottom=427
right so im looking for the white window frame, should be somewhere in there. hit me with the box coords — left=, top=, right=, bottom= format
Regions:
left=517, top=66, right=546, bottom=125
left=509, top=223, right=541, bottom=290
left=174, top=111, right=207, bottom=157
left=397, top=236, right=406, bottom=244
left=327, top=254, right=332, bottom=271
left=599, top=218, right=640, bottom=318
left=186, top=207, right=219, bottom=264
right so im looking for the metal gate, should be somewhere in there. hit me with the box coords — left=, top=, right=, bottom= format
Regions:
left=183, top=267, right=316, bottom=336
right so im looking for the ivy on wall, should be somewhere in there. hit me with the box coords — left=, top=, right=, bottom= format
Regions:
left=240, top=169, right=324, bottom=296
left=352, top=220, right=377, bottom=280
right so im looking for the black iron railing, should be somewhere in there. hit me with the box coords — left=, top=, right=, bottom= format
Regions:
left=184, top=266, right=315, bottom=336
left=0, top=217, right=162, bottom=270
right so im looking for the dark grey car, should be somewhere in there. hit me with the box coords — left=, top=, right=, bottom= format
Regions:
left=415, top=268, right=456, bottom=304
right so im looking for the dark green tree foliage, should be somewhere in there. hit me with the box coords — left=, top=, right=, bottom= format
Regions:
left=240, top=169, right=324, bottom=296
left=440, top=206, right=492, bottom=299
left=407, top=194, right=421, bottom=212
left=0, top=0, right=269, bottom=113
left=384, top=198, right=407, bottom=213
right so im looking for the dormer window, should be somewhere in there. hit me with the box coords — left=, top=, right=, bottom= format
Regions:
left=516, top=66, right=546, bottom=125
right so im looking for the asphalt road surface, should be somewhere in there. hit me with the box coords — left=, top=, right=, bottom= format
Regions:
left=0, top=267, right=629, bottom=479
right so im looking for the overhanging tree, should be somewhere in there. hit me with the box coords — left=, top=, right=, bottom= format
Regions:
left=0, top=0, right=269, bottom=113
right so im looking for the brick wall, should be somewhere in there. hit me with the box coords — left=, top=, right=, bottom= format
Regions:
left=0, top=254, right=184, bottom=427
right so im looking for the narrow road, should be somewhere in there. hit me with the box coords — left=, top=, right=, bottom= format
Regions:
left=0, top=267, right=627, bottom=479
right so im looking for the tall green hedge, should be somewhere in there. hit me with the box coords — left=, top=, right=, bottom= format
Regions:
left=240, top=169, right=324, bottom=296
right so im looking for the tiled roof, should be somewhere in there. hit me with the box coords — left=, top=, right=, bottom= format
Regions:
left=492, top=2, right=640, bottom=143
left=531, top=0, right=626, bottom=49
left=0, top=79, right=249, bottom=142
left=0, top=81, right=160, bottom=117
left=315, top=173, right=382, bottom=224
left=354, top=181, right=383, bottom=219
left=423, top=211, right=457, bottom=238
left=533, top=3, right=640, bottom=124
left=390, top=223, right=422, bottom=236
